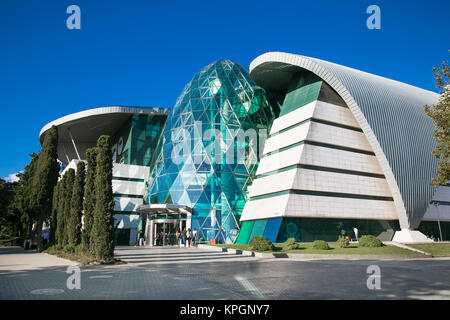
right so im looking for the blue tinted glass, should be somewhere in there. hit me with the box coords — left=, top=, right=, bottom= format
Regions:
left=263, top=218, right=282, bottom=243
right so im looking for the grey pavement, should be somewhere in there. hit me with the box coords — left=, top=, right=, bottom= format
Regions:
left=1, top=245, right=450, bottom=300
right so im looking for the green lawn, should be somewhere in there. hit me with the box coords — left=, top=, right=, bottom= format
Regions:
left=215, top=243, right=420, bottom=255
left=409, top=243, right=450, bottom=256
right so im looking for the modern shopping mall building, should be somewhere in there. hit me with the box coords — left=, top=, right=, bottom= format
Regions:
left=39, top=52, right=450, bottom=245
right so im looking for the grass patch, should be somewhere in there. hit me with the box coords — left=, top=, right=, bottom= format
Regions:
left=409, top=243, right=450, bottom=256
left=44, top=245, right=126, bottom=265
left=215, top=243, right=421, bottom=255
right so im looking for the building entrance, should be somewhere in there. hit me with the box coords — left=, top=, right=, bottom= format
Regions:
left=153, top=219, right=187, bottom=246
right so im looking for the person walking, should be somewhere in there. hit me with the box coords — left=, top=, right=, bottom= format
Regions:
left=353, top=227, right=359, bottom=242
left=42, top=230, right=49, bottom=246
left=186, top=228, right=192, bottom=248
left=181, top=228, right=187, bottom=247
left=192, top=228, right=198, bottom=247
left=176, top=229, right=181, bottom=247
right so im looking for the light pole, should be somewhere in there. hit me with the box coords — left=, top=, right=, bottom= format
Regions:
left=433, top=202, right=443, bottom=242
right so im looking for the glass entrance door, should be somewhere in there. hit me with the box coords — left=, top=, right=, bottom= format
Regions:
left=153, top=219, right=186, bottom=246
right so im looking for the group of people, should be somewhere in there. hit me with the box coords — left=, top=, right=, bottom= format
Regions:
left=137, top=227, right=199, bottom=247
left=176, top=227, right=198, bottom=248
left=340, top=227, right=359, bottom=241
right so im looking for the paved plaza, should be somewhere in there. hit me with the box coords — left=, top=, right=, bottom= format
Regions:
left=1, top=246, right=450, bottom=300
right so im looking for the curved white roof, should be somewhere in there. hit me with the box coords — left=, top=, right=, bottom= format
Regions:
left=250, top=52, right=440, bottom=229
left=39, top=106, right=170, bottom=165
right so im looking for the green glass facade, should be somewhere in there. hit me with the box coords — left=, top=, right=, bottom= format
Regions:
left=144, top=59, right=278, bottom=243
left=418, top=220, right=450, bottom=241
left=237, top=217, right=400, bottom=244
left=112, top=114, right=166, bottom=167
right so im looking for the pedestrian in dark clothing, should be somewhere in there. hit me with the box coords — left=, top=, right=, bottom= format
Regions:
left=181, top=228, right=187, bottom=247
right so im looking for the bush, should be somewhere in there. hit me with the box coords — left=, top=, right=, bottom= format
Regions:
left=283, top=238, right=299, bottom=251
left=312, top=240, right=329, bottom=250
left=249, top=236, right=274, bottom=251
left=75, top=243, right=88, bottom=254
left=359, top=235, right=383, bottom=247
left=64, top=244, right=76, bottom=253
left=336, top=236, right=350, bottom=248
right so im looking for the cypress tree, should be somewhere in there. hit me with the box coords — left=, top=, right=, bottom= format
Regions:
left=91, top=135, right=115, bottom=261
left=32, top=125, right=60, bottom=250
left=56, top=174, right=66, bottom=246
left=50, top=183, right=60, bottom=245
left=58, top=169, right=75, bottom=247
left=68, top=162, right=85, bottom=246
left=83, top=148, right=97, bottom=251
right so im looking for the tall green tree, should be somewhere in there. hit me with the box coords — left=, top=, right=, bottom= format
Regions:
left=68, top=162, right=86, bottom=246
left=56, top=174, right=67, bottom=246
left=0, top=178, right=18, bottom=241
left=31, top=126, right=60, bottom=249
left=424, top=55, right=450, bottom=186
left=83, top=148, right=98, bottom=251
left=62, top=169, right=75, bottom=246
left=91, top=135, right=115, bottom=261
left=10, top=153, right=39, bottom=244
left=49, top=182, right=60, bottom=244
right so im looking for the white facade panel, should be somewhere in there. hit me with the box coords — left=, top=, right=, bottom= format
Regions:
left=270, top=101, right=316, bottom=134
left=113, top=163, right=150, bottom=180
left=240, top=194, right=289, bottom=221
left=248, top=169, right=297, bottom=197
left=249, top=168, right=392, bottom=198
left=256, top=145, right=303, bottom=175
left=256, top=144, right=383, bottom=176
left=263, top=122, right=310, bottom=154
left=114, top=214, right=141, bottom=229
left=114, top=197, right=143, bottom=212
left=284, top=194, right=398, bottom=220
left=307, top=122, right=373, bottom=152
left=291, top=168, right=391, bottom=197
left=313, top=100, right=359, bottom=128
left=299, top=144, right=383, bottom=175
left=112, top=180, right=145, bottom=196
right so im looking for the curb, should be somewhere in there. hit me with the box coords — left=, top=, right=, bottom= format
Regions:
left=197, top=244, right=431, bottom=260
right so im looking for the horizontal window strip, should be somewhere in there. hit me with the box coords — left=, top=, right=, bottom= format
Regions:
left=258, top=164, right=385, bottom=179
left=114, top=211, right=140, bottom=215
left=430, top=201, right=450, bottom=206
left=249, top=189, right=394, bottom=202
left=263, top=140, right=375, bottom=157
left=113, top=193, right=143, bottom=199
left=112, top=177, right=145, bottom=182
left=312, top=118, right=363, bottom=132
left=272, top=118, right=362, bottom=137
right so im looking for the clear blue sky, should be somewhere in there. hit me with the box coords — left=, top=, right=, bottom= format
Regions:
left=0, top=0, right=449, bottom=180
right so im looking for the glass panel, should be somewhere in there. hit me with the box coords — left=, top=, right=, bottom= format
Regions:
left=263, top=218, right=282, bottom=243
left=248, top=219, right=267, bottom=243
left=144, top=60, right=279, bottom=243
left=235, top=220, right=255, bottom=244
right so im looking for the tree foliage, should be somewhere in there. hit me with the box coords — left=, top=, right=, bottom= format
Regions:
left=91, top=135, right=115, bottom=261
left=7, top=153, right=40, bottom=243
left=67, top=162, right=86, bottom=246
left=82, top=147, right=97, bottom=250
left=56, top=169, right=75, bottom=246
left=424, top=54, right=450, bottom=186
left=31, top=126, right=60, bottom=248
